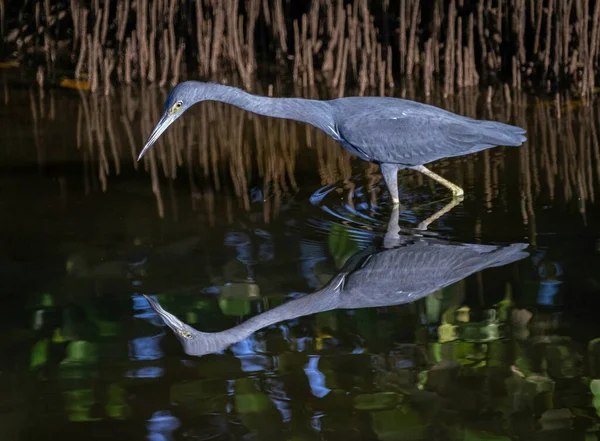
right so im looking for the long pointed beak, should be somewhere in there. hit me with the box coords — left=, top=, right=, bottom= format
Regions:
left=138, top=112, right=176, bottom=161
left=143, top=294, right=186, bottom=331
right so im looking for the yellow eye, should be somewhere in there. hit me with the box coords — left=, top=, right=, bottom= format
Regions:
left=174, top=101, right=183, bottom=110
left=177, top=329, right=192, bottom=339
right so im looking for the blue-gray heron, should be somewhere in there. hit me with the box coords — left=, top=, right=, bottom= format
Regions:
left=138, top=82, right=526, bottom=203
left=143, top=206, right=529, bottom=356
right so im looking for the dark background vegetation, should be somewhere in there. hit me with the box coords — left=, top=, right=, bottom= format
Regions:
left=2, top=0, right=599, bottom=97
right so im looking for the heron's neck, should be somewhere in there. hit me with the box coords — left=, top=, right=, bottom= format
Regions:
left=211, top=288, right=341, bottom=347
left=197, top=83, right=338, bottom=138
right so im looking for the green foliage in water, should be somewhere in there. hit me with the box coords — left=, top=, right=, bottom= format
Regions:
left=218, top=297, right=251, bottom=316
left=30, top=338, right=49, bottom=370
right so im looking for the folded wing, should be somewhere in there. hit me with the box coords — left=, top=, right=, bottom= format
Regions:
left=336, top=103, right=526, bottom=165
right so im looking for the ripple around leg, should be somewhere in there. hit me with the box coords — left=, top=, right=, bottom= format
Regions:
left=308, top=173, right=465, bottom=240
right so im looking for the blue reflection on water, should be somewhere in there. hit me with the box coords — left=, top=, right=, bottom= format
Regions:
left=201, top=286, right=221, bottom=295
left=225, top=232, right=253, bottom=264
left=133, top=294, right=165, bottom=326
left=395, top=359, right=413, bottom=369
left=296, top=337, right=311, bottom=352
left=266, top=378, right=291, bottom=422
left=311, top=414, right=323, bottom=431
left=126, top=366, right=164, bottom=378
left=147, top=410, right=180, bottom=441
left=238, top=355, right=271, bottom=373
left=129, top=333, right=164, bottom=360
left=533, top=252, right=563, bottom=306
left=231, top=335, right=273, bottom=372
left=537, top=280, right=562, bottom=305
left=133, top=294, right=152, bottom=310
left=304, top=356, right=330, bottom=398
left=309, top=182, right=338, bottom=205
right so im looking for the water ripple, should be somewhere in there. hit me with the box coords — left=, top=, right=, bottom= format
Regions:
left=307, top=173, right=457, bottom=241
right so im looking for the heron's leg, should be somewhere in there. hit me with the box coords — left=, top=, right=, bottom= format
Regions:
left=416, top=197, right=463, bottom=230
left=343, top=179, right=356, bottom=208
left=411, top=165, right=464, bottom=197
left=380, top=163, right=400, bottom=205
left=383, top=204, right=401, bottom=247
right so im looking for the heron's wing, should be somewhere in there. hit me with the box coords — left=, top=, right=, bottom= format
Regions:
left=336, top=105, right=525, bottom=165
left=321, top=245, right=377, bottom=293
left=340, top=241, right=528, bottom=307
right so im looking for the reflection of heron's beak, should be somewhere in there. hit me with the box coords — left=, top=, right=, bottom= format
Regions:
left=143, top=294, right=186, bottom=332
left=137, top=112, right=177, bottom=161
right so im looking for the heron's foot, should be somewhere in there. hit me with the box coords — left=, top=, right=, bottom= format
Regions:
left=415, top=196, right=464, bottom=231
left=451, top=186, right=464, bottom=198
left=411, top=165, right=465, bottom=199
left=416, top=221, right=428, bottom=231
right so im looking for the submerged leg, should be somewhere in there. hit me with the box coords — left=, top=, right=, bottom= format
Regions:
left=383, top=203, right=401, bottom=248
left=343, top=179, right=356, bottom=208
left=411, top=165, right=464, bottom=198
left=380, top=163, right=400, bottom=205
left=416, top=197, right=463, bottom=230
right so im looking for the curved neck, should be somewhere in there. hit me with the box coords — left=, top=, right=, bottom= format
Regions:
left=196, top=83, right=337, bottom=138
left=216, top=288, right=340, bottom=345
left=186, top=287, right=341, bottom=355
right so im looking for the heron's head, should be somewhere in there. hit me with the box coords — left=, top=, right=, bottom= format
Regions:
left=137, top=82, right=206, bottom=160
left=143, top=294, right=198, bottom=342
left=143, top=294, right=235, bottom=356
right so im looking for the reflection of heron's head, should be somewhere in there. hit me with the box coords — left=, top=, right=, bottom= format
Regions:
left=143, top=294, right=241, bottom=357
left=143, top=295, right=196, bottom=342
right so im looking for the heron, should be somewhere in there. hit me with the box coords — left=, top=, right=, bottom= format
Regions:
left=143, top=205, right=529, bottom=357
left=138, top=82, right=527, bottom=203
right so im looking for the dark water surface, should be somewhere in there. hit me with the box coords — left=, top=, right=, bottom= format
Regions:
left=2, top=73, right=600, bottom=440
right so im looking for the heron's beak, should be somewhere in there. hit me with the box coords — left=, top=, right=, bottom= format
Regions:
left=137, top=112, right=177, bottom=161
left=143, top=294, right=186, bottom=332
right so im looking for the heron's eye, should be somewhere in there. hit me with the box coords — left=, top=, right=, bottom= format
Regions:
left=174, top=101, right=183, bottom=110
left=177, top=329, right=192, bottom=339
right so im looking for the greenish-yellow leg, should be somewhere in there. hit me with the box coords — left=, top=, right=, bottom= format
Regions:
left=416, top=197, right=463, bottom=230
left=411, top=165, right=464, bottom=197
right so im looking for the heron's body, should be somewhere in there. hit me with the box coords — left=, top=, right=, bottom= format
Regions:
left=143, top=222, right=528, bottom=356
left=329, top=96, right=525, bottom=164
left=139, top=82, right=527, bottom=202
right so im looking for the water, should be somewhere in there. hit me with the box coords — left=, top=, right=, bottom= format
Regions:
left=2, top=72, right=600, bottom=440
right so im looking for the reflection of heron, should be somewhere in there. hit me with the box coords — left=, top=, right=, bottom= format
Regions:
left=138, top=82, right=526, bottom=203
left=144, top=206, right=529, bottom=357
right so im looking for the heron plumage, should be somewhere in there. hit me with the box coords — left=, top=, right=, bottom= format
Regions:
left=331, top=97, right=526, bottom=166
left=140, top=81, right=527, bottom=202
left=144, top=224, right=529, bottom=356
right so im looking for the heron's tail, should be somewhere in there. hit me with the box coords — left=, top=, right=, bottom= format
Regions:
left=457, top=242, right=529, bottom=275
left=482, top=243, right=530, bottom=268
left=477, top=121, right=527, bottom=147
